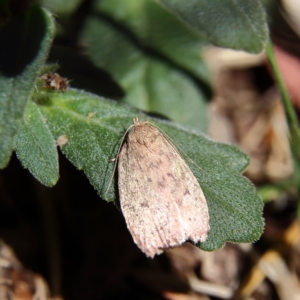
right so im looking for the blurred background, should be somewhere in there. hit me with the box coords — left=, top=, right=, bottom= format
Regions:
left=1, top=0, right=300, bottom=299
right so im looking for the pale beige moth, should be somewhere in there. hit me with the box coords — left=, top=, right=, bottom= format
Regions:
left=117, top=117, right=210, bottom=258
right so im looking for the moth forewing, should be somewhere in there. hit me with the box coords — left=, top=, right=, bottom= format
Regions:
left=105, top=121, right=136, bottom=197
left=117, top=118, right=209, bottom=258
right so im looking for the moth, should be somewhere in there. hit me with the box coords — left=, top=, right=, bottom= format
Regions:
left=117, top=117, right=210, bottom=258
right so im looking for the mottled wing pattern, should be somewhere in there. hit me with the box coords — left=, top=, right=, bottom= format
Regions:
left=118, top=123, right=209, bottom=258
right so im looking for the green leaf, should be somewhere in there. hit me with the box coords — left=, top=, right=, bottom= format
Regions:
left=95, top=0, right=210, bottom=82
left=0, top=6, right=55, bottom=168
left=156, top=0, right=269, bottom=53
left=14, top=101, right=59, bottom=187
left=37, top=88, right=264, bottom=251
left=80, top=17, right=208, bottom=132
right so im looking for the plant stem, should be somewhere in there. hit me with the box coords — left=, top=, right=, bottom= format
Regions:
left=266, top=41, right=298, bottom=127
left=266, top=40, right=300, bottom=219
left=266, top=40, right=300, bottom=162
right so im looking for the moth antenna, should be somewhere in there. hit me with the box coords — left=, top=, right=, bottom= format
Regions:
left=147, top=122, right=204, bottom=172
left=105, top=119, right=136, bottom=196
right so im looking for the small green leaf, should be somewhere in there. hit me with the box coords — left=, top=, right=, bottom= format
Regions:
left=80, top=17, right=208, bottom=131
left=0, top=6, right=55, bottom=168
left=14, top=102, right=59, bottom=187
left=96, top=0, right=210, bottom=82
left=156, top=0, right=269, bottom=53
left=37, top=89, right=264, bottom=251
